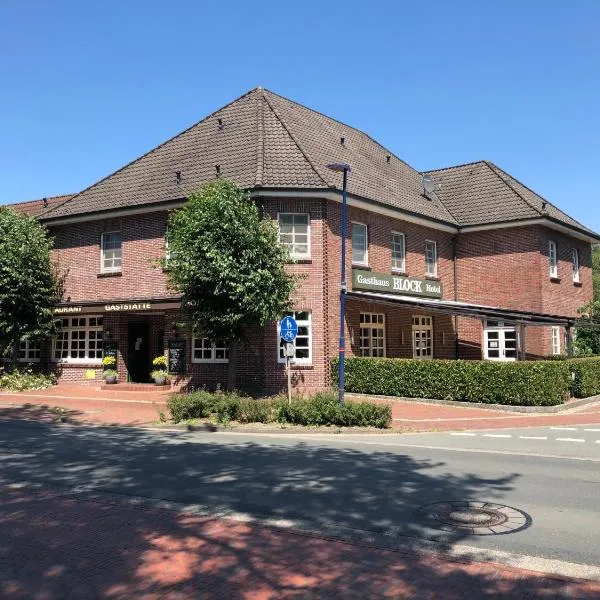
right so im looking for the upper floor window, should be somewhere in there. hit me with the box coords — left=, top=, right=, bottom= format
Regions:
left=278, top=213, right=310, bottom=259
left=548, top=240, right=558, bottom=278
left=192, top=337, right=229, bottom=363
left=572, top=248, right=580, bottom=283
left=352, top=222, right=368, bottom=266
left=101, top=232, right=122, bottom=273
left=391, top=232, right=406, bottom=272
left=164, top=226, right=171, bottom=262
left=53, top=316, right=103, bottom=363
left=278, top=311, right=312, bottom=364
left=425, top=240, right=437, bottom=277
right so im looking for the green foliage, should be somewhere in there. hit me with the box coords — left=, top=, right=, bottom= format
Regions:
left=0, top=368, right=54, bottom=391
left=150, top=370, right=169, bottom=381
left=333, top=357, right=572, bottom=406
left=570, top=357, right=600, bottom=398
left=101, top=355, right=116, bottom=367
left=103, top=369, right=118, bottom=379
left=574, top=300, right=600, bottom=356
left=0, top=208, right=64, bottom=365
left=593, top=246, right=600, bottom=301
left=167, top=390, right=391, bottom=428
left=163, top=180, right=296, bottom=343
left=152, top=355, right=167, bottom=369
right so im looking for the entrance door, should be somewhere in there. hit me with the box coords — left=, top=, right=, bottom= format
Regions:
left=484, top=321, right=517, bottom=361
left=127, top=323, right=150, bottom=382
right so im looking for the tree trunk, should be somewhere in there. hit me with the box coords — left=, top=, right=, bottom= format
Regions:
left=226, top=339, right=238, bottom=392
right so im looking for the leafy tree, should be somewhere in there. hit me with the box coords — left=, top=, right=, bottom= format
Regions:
left=0, top=208, right=64, bottom=368
left=574, top=247, right=600, bottom=355
left=164, top=180, right=296, bottom=390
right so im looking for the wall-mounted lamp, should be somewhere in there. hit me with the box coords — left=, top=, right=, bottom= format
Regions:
left=105, top=328, right=112, bottom=340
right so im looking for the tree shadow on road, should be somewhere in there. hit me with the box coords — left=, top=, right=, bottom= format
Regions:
left=0, top=423, right=595, bottom=599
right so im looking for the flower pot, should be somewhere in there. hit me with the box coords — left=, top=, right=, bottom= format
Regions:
left=154, top=375, right=167, bottom=386
left=104, top=375, right=118, bottom=384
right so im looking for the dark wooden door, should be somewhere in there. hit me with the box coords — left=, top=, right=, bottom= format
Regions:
left=127, top=323, right=150, bottom=382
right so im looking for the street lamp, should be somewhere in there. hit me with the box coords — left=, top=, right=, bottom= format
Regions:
left=327, top=162, right=351, bottom=404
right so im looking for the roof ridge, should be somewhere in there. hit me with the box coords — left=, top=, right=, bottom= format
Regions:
left=425, top=160, right=487, bottom=174
left=41, top=87, right=262, bottom=219
left=4, top=193, right=74, bottom=208
left=262, top=88, right=421, bottom=176
left=483, top=161, right=542, bottom=217
left=262, top=92, right=331, bottom=188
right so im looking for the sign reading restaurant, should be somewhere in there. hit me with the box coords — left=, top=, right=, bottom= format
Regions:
left=54, top=300, right=181, bottom=314
left=352, top=269, right=443, bottom=299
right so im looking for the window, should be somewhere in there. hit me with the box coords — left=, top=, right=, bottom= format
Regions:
left=101, top=232, right=122, bottom=272
left=412, top=315, right=433, bottom=359
left=548, top=240, right=558, bottom=278
left=278, top=311, right=311, bottom=364
left=352, top=222, right=368, bottom=265
left=551, top=326, right=561, bottom=355
left=391, top=232, right=406, bottom=272
left=484, top=321, right=517, bottom=361
left=278, top=214, right=310, bottom=258
left=572, top=248, right=580, bottom=283
left=53, top=316, right=103, bottom=362
left=192, top=338, right=229, bottom=363
left=164, top=226, right=171, bottom=262
left=18, top=339, right=40, bottom=362
left=360, top=313, right=386, bottom=357
left=425, top=240, right=437, bottom=277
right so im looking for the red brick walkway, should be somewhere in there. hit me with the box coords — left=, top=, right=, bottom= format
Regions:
left=0, top=485, right=598, bottom=599
left=1, top=384, right=599, bottom=431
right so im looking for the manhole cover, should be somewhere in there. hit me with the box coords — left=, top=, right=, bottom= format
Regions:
left=415, top=501, right=531, bottom=535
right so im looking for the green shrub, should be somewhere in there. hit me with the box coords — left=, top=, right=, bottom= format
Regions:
left=569, top=357, right=600, bottom=398
left=235, top=398, right=275, bottom=423
left=168, top=390, right=220, bottom=422
left=333, top=357, right=572, bottom=406
left=0, top=368, right=54, bottom=391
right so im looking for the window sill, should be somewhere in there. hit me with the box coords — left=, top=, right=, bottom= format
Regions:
left=352, top=264, right=370, bottom=270
left=290, top=258, right=312, bottom=264
left=573, top=281, right=582, bottom=287
left=191, top=361, right=229, bottom=365
left=549, top=277, right=561, bottom=283
left=425, top=275, right=441, bottom=281
left=278, top=362, right=313, bottom=369
left=98, top=271, right=122, bottom=278
left=51, top=361, right=102, bottom=367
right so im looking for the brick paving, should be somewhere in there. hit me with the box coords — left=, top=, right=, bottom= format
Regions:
left=0, top=384, right=599, bottom=431
left=0, top=485, right=598, bottom=599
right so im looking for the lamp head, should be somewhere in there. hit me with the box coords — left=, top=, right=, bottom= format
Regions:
left=327, top=162, right=351, bottom=173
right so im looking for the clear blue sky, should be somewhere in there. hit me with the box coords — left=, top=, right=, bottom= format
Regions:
left=1, top=1, right=599, bottom=231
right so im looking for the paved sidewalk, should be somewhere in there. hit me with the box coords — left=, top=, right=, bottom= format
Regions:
left=0, top=485, right=598, bottom=599
left=1, top=384, right=600, bottom=431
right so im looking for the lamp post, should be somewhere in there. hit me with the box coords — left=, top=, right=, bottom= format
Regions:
left=327, top=162, right=351, bottom=404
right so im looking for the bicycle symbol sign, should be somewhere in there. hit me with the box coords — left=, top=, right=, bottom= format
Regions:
left=279, top=316, right=298, bottom=342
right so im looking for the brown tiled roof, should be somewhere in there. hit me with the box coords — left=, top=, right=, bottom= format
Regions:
left=3, top=195, right=74, bottom=217
left=40, top=88, right=457, bottom=225
left=425, top=161, right=598, bottom=237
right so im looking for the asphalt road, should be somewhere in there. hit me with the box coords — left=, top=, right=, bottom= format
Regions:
left=0, top=421, right=599, bottom=572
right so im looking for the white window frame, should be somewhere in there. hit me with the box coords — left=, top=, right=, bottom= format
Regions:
left=52, top=316, right=104, bottom=363
left=192, top=337, right=229, bottom=363
left=18, top=339, right=41, bottom=363
left=572, top=248, right=580, bottom=283
left=278, top=311, right=312, bottom=365
left=412, top=315, right=433, bottom=360
left=551, top=326, right=561, bottom=355
left=391, top=232, right=406, bottom=273
left=351, top=222, right=368, bottom=266
left=100, top=231, right=122, bottom=273
left=277, top=213, right=311, bottom=259
left=484, top=321, right=517, bottom=362
left=359, top=313, right=386, bottom=357
left=548, top=240, right=558, bottom=278
left=425, top=240, right=437, bottom=277
left=164, top=226, right=171, bottom=262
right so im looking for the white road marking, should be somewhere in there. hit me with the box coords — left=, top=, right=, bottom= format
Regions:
left=483, top=434, right=512, bottom=438
left=519, top=436, right=548, bottom=440
left=555, top=438, right=585, bottom=443
left=450, top=432, right=477, bottom=436
left=584, top=428, right=600, bottom=432
left=550, top=427, right=578, bottom=431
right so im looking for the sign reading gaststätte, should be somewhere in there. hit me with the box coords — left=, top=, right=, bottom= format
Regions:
left=352, top=269, right=443, bottom=298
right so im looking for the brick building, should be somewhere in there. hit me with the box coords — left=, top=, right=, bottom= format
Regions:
left=6, top=88, right=599, bottom=393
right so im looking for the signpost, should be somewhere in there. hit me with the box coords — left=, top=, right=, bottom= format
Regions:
left=279, top=316, right=298, bottom=404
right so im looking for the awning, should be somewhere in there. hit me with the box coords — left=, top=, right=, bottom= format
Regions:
left=346, top=291, right=583, bottom=327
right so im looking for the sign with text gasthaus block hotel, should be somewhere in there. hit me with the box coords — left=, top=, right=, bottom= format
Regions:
left=352, top=269, right=443, bottom=299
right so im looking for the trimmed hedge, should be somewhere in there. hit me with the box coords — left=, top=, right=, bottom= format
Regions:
left=333, top=358, right=572, bottom=406
left=570, top=358, right=600, bottom=398
left=167, top=390, right=392, bottom=428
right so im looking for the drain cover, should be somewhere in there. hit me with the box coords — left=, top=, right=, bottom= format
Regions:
left=415, top=501, right=530, bottom=535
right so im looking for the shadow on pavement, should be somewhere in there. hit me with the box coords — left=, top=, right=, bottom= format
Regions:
left=0, top=422, right=596, bottom=599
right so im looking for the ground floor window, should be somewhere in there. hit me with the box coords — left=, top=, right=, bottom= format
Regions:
left=551, top=326, right=561, bottom=355
left=412, top=315, right=433, bottom=359
left=278, top=311, right=311, bottom=364
left=19, top=339, right=41, bottom=362
left=192, top=337, right=229, bottom=363
left=53, top=316, right=103, bottom=362
left=484, top=321, right=517, bottom=361
left=360, top=313, right=386, bottom=357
